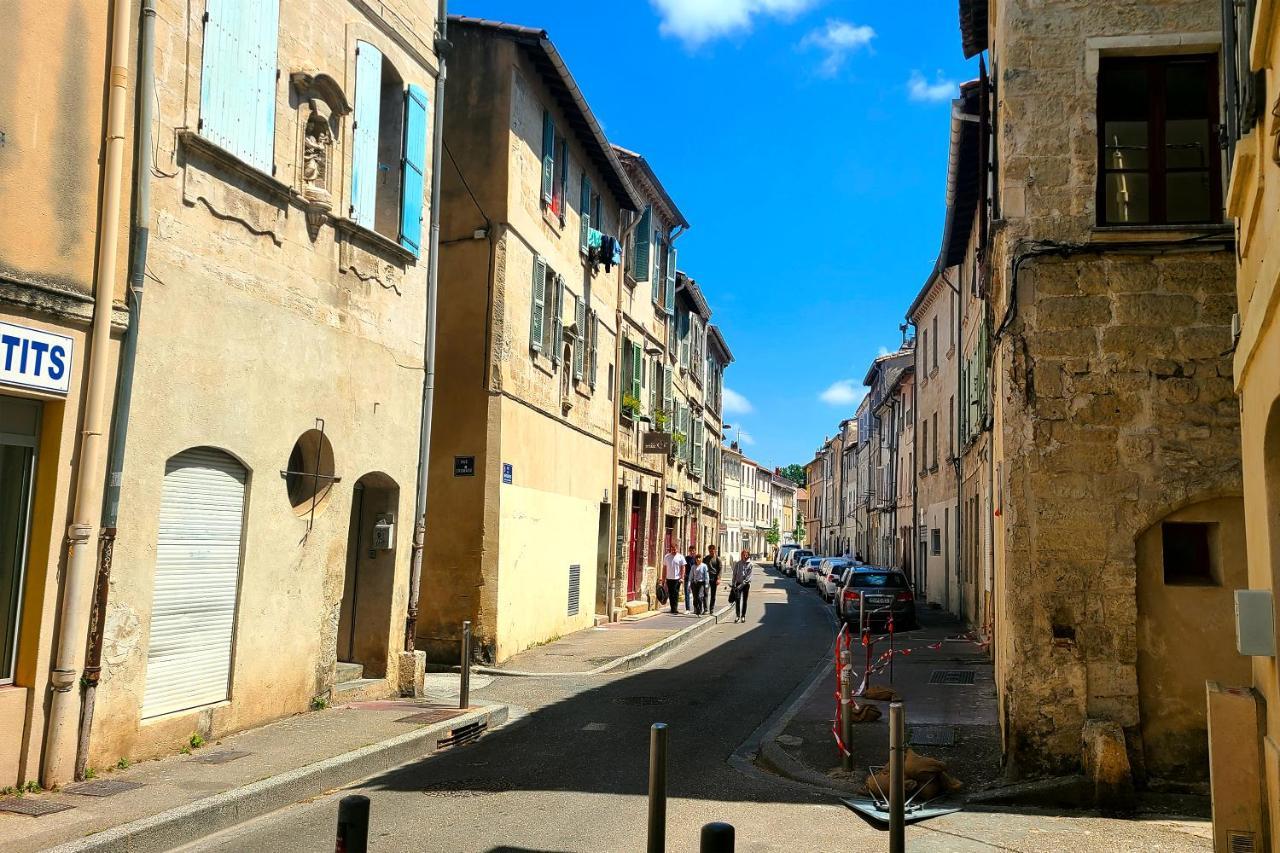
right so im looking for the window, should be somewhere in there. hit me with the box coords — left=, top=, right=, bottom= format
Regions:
left=633, top=206, right=652, bottom=283
left=540, top=110, right=568, bottom=223
left=948, top=396, right=954, bottom=458
left=931, top=316, right=938, bottom=371
left=1162, top=522, right=1218, bottom=585
left=931, top=529, right=941, bottom=556
left=286, top=429, right=336, bottom=515
left=351, top=43, right=429, bottom=253
left=932, top=412, right=938, bottom=468
left=1098, top=55, right=1220, bottom=225
left=0, top=397, right=38, bottom=684
left=579, top=172, right=592, bottom=253
left=529, top=256, right=564, bottom=363
left=199, top=0, right=280, bottom=173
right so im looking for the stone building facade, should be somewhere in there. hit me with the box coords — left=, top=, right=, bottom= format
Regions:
left=965, top=0, right=1251, bottom=785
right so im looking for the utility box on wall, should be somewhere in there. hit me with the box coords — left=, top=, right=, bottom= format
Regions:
left=1235, top=590, right=1276, bottom=657
left=372, top=514, right=396, bottom=551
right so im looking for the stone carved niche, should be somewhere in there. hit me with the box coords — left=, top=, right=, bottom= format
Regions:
left=289, top=71, right=352, bottom=240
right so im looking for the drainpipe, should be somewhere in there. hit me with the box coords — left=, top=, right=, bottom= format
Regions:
left=909, top=320, right=920, bottom=595
left=939, top=268, right=964, bottom=623
left=74, top=0, right=156, bottom=782
left=44, top=0, right=134, bottom=787
left=406, top=0, right=448, bottom=653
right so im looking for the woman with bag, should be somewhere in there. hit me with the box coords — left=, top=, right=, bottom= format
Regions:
left=730, top=548, right=753, bottom=623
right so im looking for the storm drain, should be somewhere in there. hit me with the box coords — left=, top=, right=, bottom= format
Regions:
left=928, top=670, right=976, bottom=686
left=396, top=708, right=464, bottom=726
left=63, top=779, right=144, bottom=797
left=612, top=696, right=671, bottom=707
left=0, top=797, right=73, bottom=816
left=436, top=721, right=486, bottom=749
left=908, top=726, right=956, bottom=747
left=190, top=750, right=252, bottom=765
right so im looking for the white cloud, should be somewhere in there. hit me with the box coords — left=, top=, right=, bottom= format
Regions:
left=651, top=0, right=817, bottom=46
left=723, top=387, right=753, bottom=415
left=802, top=19, right=876, bottom=76
left=737, top=428, right=757, bottom=446
left=908, top=71, right=957, bottom=103
left=819, top=379, right=866, bottom=407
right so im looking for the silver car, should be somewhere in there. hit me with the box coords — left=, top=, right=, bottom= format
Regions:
left=785, top=548, right=814, bottom=576
left=797, top=556, right=824, bottom=586
left=818, top=558, right=854, bottom=601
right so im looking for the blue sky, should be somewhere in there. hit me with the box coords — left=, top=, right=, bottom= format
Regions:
left=452, top=0, right=978, bottom=470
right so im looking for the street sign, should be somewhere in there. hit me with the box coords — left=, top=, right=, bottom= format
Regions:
left=454, top=456, right=475, bottom=477
left=0, top=321, right=73, bottom=395
left=502, top=463, right=513, bottom=484
left=641, top=431, right=672, bottom=454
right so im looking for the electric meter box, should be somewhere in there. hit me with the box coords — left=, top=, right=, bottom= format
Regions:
left=1235, top=589, right=1276, bottom=657
left=372, top=515, right=395, bottom=551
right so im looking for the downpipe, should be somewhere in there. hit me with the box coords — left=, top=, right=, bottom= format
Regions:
left=405, top=0, right=449, bottom=654
left=44, top=0, right=134, bottom=787
left=74, top=0, right=157, bottom=782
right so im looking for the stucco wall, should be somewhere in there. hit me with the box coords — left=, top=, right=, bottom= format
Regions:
left=90, top=0, right=435, bottom=766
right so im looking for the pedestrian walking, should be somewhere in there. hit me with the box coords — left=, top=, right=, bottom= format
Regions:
left=704, top=545, right=723, bottom=610
left=684, top=548, right=698, bottom=613
left=662, top=543, right=685, bottom=615
left=730, top=548, right=753, bottom=623
left=689, top=555, right=708, bottom=615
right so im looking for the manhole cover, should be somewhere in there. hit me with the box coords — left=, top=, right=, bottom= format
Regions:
left=63, top=779, right=144, bottom=797
left=0, top=797, right=73, bottom=816
left=928, top=670, right=976, bottom=686
left=191, top=750, right=252, bottom=765
left=613, top=696, right=671, bottom=706
left=909, top=726, right=956, bottom=746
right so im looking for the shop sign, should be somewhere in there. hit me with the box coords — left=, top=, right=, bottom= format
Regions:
left=0, top=321, right=73, bottom=395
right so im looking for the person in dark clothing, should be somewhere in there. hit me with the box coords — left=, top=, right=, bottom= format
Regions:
left=731, top=548, right=753, bottom=623
left=689, top=555, right=708, bottom=615
left=704, top=546, right=723, bottom=610
left=662, top=542, right=685, bottom=615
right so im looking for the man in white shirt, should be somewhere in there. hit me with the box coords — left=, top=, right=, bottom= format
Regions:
left=662, top=542, right=686, bottom=615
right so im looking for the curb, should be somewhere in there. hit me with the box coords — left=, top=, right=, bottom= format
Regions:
left=46, top=703, right=509, bottom=853
left=467, top=603, right=736, bottom=679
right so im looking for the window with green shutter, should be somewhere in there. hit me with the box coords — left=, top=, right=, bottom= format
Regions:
left=541, top=111, right=555, bottom=206
left=579, top=172, right=592, bottom=253
left=664, top=252, right=677, bottom=316
left=573, top=296, right=586, bottom=381
left=631, top=341, right=643, bottom=400
left=634, top=206, right=652, bottom=283
left=550, top=274, right=566, bottom=366
left=588, top=310, right=599, bottom=389
left=529, top=256, right=547, bottom=354
left=663, top=366, right=673, bottom=417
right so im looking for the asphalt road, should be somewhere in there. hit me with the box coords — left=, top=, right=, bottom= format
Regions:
left=179, top=567, right=1214, bottom=853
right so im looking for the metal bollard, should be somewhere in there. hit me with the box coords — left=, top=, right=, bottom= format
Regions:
left=699, top=821, right=735, bottom=852
left=459, top=620, right=472, bottom=710
left=334, top=794, right=369, bottom=853
left=647, top=723, right=669, bottom=853
left=839, top=649, right=853, bottom=772
left=888, top=701, right=905, bottom=853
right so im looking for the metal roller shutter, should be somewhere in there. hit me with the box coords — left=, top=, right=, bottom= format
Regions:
left=142, top=448, right=247, bottom=719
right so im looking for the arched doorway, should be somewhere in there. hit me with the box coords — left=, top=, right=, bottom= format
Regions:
left=337, top=473, right=400, bottom=679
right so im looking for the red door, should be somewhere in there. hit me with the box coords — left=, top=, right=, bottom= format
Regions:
left=627, top=508, right=642, bottom=599
left=689, top=518, right=698, bottom=551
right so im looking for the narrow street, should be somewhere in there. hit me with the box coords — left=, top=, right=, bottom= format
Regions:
left=180, top=569, right=1213, bottom=853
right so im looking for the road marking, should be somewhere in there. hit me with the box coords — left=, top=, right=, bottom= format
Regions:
left=582, top=722, right=609, bottom=732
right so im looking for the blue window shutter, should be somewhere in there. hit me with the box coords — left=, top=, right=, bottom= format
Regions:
left=634, top=206, right=651, bottom=283
left=399, top=84, right=429, bottom=254
left=530, top=256, right=547, bottom=354
left=579, top=173, right=592, bottom=253
left=351, top=42, right=383, bottom=228
left=199, top=0, right=278, bottom=172
left=541, top=111, right=555, bottom=205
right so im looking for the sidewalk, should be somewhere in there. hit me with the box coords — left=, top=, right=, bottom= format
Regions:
left=762, top=606, right=1004, bottom=795
left=480, top=598, right=734, bottom=676
left=0, top=682, right=507, bottom=853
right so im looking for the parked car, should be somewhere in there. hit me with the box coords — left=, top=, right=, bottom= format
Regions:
left=784, top=548, right=813, bottom=576
left=797, top=556, right=824, bottom=586
left=774, top=543, right=800, bottom=570
left=838, top=568, right=917, bottom=630
left=818, top=558, right=854, bottom=602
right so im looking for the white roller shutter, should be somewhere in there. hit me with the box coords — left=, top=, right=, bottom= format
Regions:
left=142, top=448, right=247, bottom=719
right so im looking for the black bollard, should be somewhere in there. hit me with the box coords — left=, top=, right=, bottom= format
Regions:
left=335, top=794, right=370, bottom=853
left=700, top=821, right=735, bottom=852
left=647, top=723, right=669, bottom=853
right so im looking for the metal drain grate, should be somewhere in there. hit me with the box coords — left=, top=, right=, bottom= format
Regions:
left=437, top=721, right=487, bottom=749
left=928, top=669, right=976, bottom=685
left=63, top=779, right=144, bottom=797
left=908, top=726, right=956, bottom=747
left=191, top=750, right=252, bottom=765
left=613, top=696, right=671, bottom=706
left=0, top=797, right=73, bottom=816
left=396, top=709, right=465, bottom=725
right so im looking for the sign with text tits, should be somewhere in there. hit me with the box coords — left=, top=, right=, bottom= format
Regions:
left=0, top=321, right=74, bottom=395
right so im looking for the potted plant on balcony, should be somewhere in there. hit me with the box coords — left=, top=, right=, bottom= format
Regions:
left=621, top=393, right=642, bottom=420
left=654, top=408, right=671, bottom=433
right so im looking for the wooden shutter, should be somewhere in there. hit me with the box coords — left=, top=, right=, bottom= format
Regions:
left=573, top=296, right=586, bottom=381
left=399, top=84, right=429, bottom=255
left=142, top=448, right=247, bottom=719
left=665, top=247, right=678, bottom=314
left=580, top=174, right=592, bottom=253
left=649, top=361, right=660, bottom=414
left=631, top=341, right=643, bottom=399
left=541, top=111, right=555, bottom=205
left=199, top=0, right=279, bottom=173
left=679, top=311, right=690, bottom=369
left=693, top=420, right=704, bottom=474
left=663, top=365, right=673, bottom=416
left=350, top=41, right=382, bottom=227
left=589, top=311, right=599, bottom=389
left=530, top=256, right=547, bottom=354
left=634, top=206, right=652, bottom=282
left=551, top=274, right=566, bottom=366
